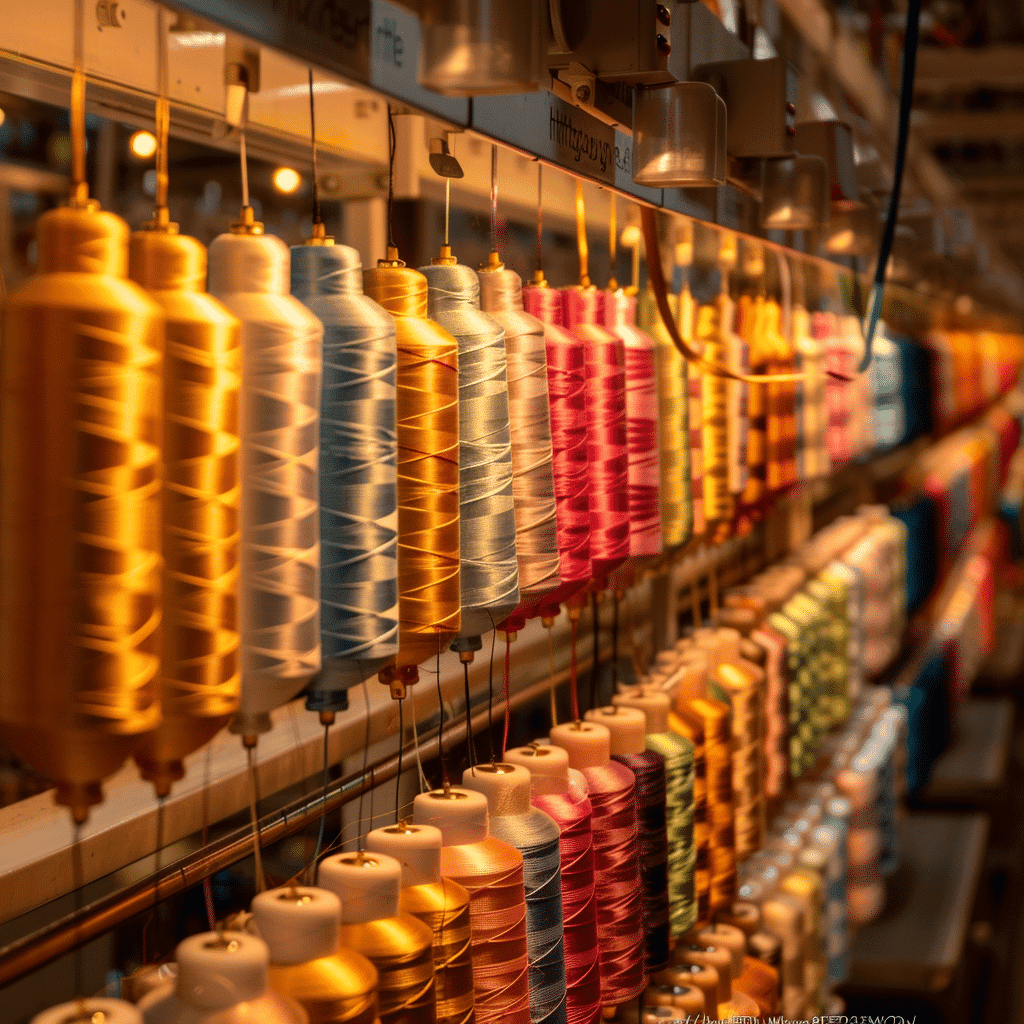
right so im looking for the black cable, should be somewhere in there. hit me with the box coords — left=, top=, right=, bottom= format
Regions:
left=859, top=0, right=921, bottom=372
left=463, top=660, right=477, bottom=767
left=395, top=698, right=404, bottom=819
left=308, top=69, right=321, bottom=227
left=387, top=104, right=396, bottom=251
left=436, top=645, right=447, bottom=785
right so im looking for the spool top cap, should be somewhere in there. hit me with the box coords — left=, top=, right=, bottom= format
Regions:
left=174, top=931, right=269, bottom=1010
left=413, top=786, right=489, bottom=846
left=319, top=851, right=402, bottom=924
left=291, top=241, right=364, bottom=296
left=366, top=822, right=442, bottom=887
left=696, top=922, right=745, bottom=978
left=363, top=263, right=428, bottom=318
left=503, top=743, right=570, bottom=794
left=420, top=261, right=481, bottom=313
left=208, top=230, right=290, bottom=295
left=250, top=886, right=340, bottom=965
left=129, top=228, right=206, bottom=292
left=612, top=689, right=670, bottom=733
left=550, top=721, right=611, bottom=770
left=478, top=266, right=526, bottom=314
left=37, top=203, right=128, bottom=276
left=31, top=998, right=143, bottom=1024
left=461, top=762, right=532, bottom=816
left=584, top=706, right=647, bottom=755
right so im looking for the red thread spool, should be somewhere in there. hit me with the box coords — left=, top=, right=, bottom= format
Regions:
left=523, top=284, right=590, bottom=616
left=550, top=722, right=645, bottom=1008
left=561, top=287, right=628, bottom=591
left=505, top=744, right=602, bottom=1024
left=599, top=290, right=661, bottom=590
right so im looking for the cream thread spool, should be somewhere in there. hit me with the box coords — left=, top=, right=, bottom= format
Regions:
left=367, top=822, right=475, bottom=1024
left=319, top=850, right=438, bottom=1024
left=414, top=787, right=530, bottom=1024
left=462, top=763, right=568, bottom=1024
left=138, top=932, right=306, bottom=1023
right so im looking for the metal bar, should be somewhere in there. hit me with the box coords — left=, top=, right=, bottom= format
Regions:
left=0, top=649, right=595, bottom=988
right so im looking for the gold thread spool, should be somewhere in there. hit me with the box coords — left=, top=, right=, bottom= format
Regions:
left=679, top=285, right=705, bottom=542
left=367, top=821, right=476, bottom=1024
left=0, top=200, right=164, bottom=821
left=697, top=302, right=733, bottom=536
left=364, top=254, right=460, bottom=690
left=129, top=222, right=241, bottom=797
left=738, top=294, right=767, bottom=510
left=667, top=706, right=708, bottom=924
left=321, top=852, right=438, bottom=1024
left=763, top=299, right=797, bottom=492
left=252, top=886, right=382, bottom=1024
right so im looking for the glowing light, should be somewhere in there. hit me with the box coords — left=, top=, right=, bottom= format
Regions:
left=273, top=167, right=301, bottom=194
left=0, top=108, right=5, bottom=128
left=130, top=130, right=157, bottom=159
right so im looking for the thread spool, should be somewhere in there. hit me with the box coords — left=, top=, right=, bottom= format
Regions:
left=364, top=255, right=459, bottom=691
left=0, top=200, right=163, bottom=820
left=138, top=932, right=306, bottom=1023
left=291, top=240, right=399, bottom=709
left=644, top=982, right=705, bottom=1017
left=414, top=787, right=530, bottom=1024
left=208, top=217, right=322, bottom=737
left=33, top=1000, right=142, bottom=1024
left=503, top=744, right=601, bottom=1024
left=251, top=885, right=380, bottom=1024
left=587, top=707, right=669, bottom=975
left=320, top=850, right=438, bottom=1024
left=561, top=287, right=629, bottom=590
left=680, top=286, right=705, bottom=541
left=367, top=822, right=475, bottom=1024
left=793, top=304, right=828, bottom=481
left=615, top=689, right=696, bottom=938
left=550, top=722, right=645, bottom=1007
left=462, top=763, right=568, bottom=1024
left=521, top=284, right=590, bottom=614
left=421, top=258, right=518, bottom=647
left=599, top=289, right=662, bottom=579
left=653, top=963, right=717, bottom=1014
left=696, top=301, right=733, bottom=533
left=637, top=286, right=691, bottom=552
left=478, top=266, right=561, bottom=624
left=128, top=220, right=241, bottom=796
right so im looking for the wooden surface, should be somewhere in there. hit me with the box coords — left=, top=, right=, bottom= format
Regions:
left=847, top=813, right=989, bottom=993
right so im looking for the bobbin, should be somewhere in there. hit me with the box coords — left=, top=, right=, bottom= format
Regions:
left=250, top=886, right=340, bottom=965
left=504, top=743, right=571, bottom=795
left=367, top=821, right=443, bottom=887
left=549, top=721, right=611, bottom=770
left=320, top=850, right=402, bottom=922
left=583, top=706, right=647, bottom=756
left=461, top=762, right=532, bottom=816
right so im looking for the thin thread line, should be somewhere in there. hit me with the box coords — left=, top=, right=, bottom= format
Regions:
left=308, top=69, right=322, bottom=226
left=387, top=105, right=396, bottom=250
left=247, top=746, right=265, bottom=891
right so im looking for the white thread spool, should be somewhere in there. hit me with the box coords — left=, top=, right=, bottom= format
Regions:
left=138, top=932, right=305, bottom=1022
left=549, top=721, right=611, bottom=770
left=320, top=850, right=402, bottom=923
left=33, top=1000, right=142, bottom=1024
left=208, top=227, right=323, bottom=738
left=413, top=787, right=490, bottom=845
left=504, top=744, right=570, bottom=795
left=612, top=688, right=670, bottom=733
left=366, top=821, right=444, bottom=887
left=583, top=706, right=646, bottom=756
left=250, top=886, right=340, bottom=964
left=461, top=762, right=532, bottom=815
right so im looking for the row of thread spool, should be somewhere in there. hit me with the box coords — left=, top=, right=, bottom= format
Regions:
left=0, top=149, right=893, bottom=823
left=32, top=500, right=914, bottom=1024
left=36, top=643, right=902, bottom=1024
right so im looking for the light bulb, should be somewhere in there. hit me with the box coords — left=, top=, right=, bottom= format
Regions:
left=130, top=129, right=157, bottom=159
left=273, top=167, right=301, bottom=194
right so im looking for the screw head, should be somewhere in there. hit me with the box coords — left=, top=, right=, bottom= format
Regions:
left=575, top=84, right=591, bottom=102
